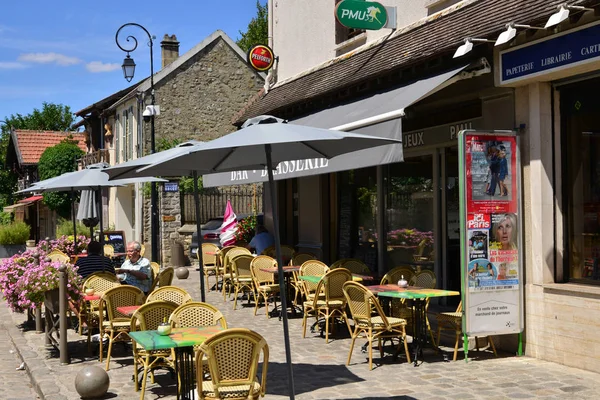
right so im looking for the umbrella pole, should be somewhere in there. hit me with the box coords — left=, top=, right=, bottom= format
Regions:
left=71, top=189, right=77, bottom=253
left=265, top=144, right=295, bottom=399
left=193, top=171, right=206, bottom=302
left=98, top=188, right=104, bottom=249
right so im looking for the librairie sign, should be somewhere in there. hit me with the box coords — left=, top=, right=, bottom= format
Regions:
left=335, top=0, right=387, bottom=30
left=500, top=22, right=600, bottom=84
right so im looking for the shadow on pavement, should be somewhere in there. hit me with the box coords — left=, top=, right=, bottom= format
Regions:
left=265, top=362, right=365, bottom=396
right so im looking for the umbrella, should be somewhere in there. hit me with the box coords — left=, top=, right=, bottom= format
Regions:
left=106, top=115, right=402, bottom=399
left=19, top=163, right=166, bottom=254
left=219, top=200, right=238, bottom=247
left=77, top=190, right=99, bottom=237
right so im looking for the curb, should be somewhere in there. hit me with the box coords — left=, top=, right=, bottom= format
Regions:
left=0, top=306, right=45, bottom=400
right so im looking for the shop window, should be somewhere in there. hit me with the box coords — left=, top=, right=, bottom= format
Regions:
left=385, top=156, right=434, bottom=271
left=563, top=79, right=600, bottom=283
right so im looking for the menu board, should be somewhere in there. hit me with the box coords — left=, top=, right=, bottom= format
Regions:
left=459, top=131, right=523, bottom=336
left=102, top=230, right=126, bottom=254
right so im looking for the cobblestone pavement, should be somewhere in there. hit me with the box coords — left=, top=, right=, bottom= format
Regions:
left=2, top=265, right=600, bottom=399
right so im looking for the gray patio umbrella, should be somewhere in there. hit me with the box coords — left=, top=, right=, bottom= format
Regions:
left=77, top=190, right=99, bottom=237
left=20, top=163, right=166, bottom=254
left=106, top=115, right=403, bottom=399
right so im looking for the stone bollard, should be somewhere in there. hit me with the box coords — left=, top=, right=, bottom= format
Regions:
left=59, top=263, right=70, bottom=364
left=75, top=366, right=109, bottom=398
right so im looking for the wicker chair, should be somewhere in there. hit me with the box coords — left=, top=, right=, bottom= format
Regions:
left=435, top=301, right=497, bottom=361
left=130, top=301, right=178, bottom=399
left=380, top=266, right=415, bottom=285
left=302, top=268, right=353, bottom=343
left=409, top=270, right=437, bottom=345
left=47, top=249, right=70, bottom=263
left=222, top=247, right=252, bottom=301
left=148, top=267, right=174, bottom=294
left=150, top=262, right=160, bottom=281
left=339, top=259, right=370, bottom=274
left=342, top=281, right=411, bottom=370
left=140, top=244, right=146, bottom=257
left=290, top=252, right=317, bottom=266
left=250, top=256, right=280, bottom=317
left=170, top=302, right=228, bottom=329
left=297, top=260, right=329, bottom=303
left=216, top=245, right=236, bottom=289
left=195, top=328, right=269, bottom=400
left=146, top=286, right=193, bottom=306
left=231, top=254, right=256, bottom=310
left=262, top=245, right=295, bottom=264
left=200, top=243, right=220, bottom=291
left=103, top=244, right=115, bottom=258
left=99, top=285, right=145, bottom=370
left=80, top=273, right=120, bottom=341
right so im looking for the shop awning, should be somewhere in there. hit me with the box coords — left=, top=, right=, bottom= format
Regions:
left=18, top=195, right=43, bottom=203
left=4, top=195, right=43, bottom=213
left=203, top=65, right=468, bottom=187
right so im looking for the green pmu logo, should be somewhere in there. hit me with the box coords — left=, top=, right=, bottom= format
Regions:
left=335, top=1, right=387, bottom=30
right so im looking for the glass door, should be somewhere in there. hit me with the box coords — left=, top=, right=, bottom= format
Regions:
left=442, top=146, right=461, bottom=306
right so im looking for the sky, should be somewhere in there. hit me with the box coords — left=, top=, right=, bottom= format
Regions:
left=0, top=0, right=266, bottom=124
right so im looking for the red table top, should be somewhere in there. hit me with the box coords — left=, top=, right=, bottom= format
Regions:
left=116, top=305, right=141, bottom=316
left=365, top=284, right=420, bottom=294
left=83, top=294, right=101, bottom=301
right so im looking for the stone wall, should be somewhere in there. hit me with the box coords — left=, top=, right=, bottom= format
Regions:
left=160, top=186, right=182, bottom=267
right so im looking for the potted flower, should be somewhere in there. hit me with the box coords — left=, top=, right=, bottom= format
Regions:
left=38, top=235, right=90, bottom=256
left=0, top=249, right=83, bottom=313
left=235, top=215, right=257, bottom=245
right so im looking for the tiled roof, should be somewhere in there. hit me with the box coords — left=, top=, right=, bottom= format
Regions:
left=236, top=0, right=596, bottom=123
left=12, top=130, right=87, bottom=165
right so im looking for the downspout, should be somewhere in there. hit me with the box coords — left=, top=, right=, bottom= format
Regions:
left=264, top=0, right=275, bottom=93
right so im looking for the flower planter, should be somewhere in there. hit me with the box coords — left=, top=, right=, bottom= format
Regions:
left=0, top=244, right=26, bottom=258
left=44, top=288, right=60, bottom=314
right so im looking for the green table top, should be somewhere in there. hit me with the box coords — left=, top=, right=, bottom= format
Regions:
left=299, top=274, right=370, bottom=283
left=129, top=325, right=224, bottom=351
left=377, top=288, right=460, bottom=299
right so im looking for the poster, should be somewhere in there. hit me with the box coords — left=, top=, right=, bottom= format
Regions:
left=459, top=131, right=523, bottom=336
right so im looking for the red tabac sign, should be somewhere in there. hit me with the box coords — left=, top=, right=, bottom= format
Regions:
left=247, top=44, right=275, bottom=72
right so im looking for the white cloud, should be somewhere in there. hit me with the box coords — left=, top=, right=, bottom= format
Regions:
left=18, top=52, right=81, bottom=66
left=0, top=62, right=28, bottom=69
left=86, top=61, right=120, bottom=73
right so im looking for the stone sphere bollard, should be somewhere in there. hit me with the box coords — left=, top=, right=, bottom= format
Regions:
left=74, top=366, right=110, bottom=399
left=175, top=266, right=189, bottom=279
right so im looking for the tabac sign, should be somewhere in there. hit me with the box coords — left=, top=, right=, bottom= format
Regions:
left=335, top=0, right=387, bottom=30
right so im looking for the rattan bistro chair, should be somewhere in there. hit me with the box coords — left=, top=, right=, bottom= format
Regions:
left=130, top=301, right=178, bottom=400
left=222, top=247, right=252, bottom=301
left=200, top=243, right=220, bottom=290
left=231, top=254, right=256, bottom=310
left=146, top=286, right=193, bottom=306
left=148, top=267, right=174, bottom=294
left=303, top=268, right=353, bottom=343
left=80, top=273, right=120, bottom=342
left=339, top=258, right=370, bottom=274
left=99, top=285, right=145, bottom=370
left=170, top=302, right=228, bottom=330
left=297, top=260, right=329, bottom=303
left=47, top=249, right=70, bottom=263
left=435, top=301, right=498, bottom=361
left=380, top=266, right=415, bottom=286
left=250, top=256, right=280, bottom=317
left=196, top=328, right=269, bottom=400
left=343, top=281, right=411, bottom=370
left=409, top=270, right=437, bottom=344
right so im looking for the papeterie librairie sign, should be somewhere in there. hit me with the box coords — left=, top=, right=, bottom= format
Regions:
left=335, top=0, right=387, bottom=30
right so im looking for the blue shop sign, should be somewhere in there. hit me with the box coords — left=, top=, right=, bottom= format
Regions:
left=163, top=182, right=179, bottom=192
left=500, top=22, right=600, bottom=84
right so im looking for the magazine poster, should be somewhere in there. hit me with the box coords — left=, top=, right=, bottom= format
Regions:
left=460, top=132, right=523, bottom=336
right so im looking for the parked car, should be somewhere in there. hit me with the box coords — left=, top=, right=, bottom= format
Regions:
left=190, top=213, right=264, bottom=258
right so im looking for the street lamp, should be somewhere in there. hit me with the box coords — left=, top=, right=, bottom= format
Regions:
left=115, top=23, right=160, bottom=263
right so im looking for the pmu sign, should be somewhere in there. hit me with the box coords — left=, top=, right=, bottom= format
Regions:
left=335, top=0, right=387, bottom=30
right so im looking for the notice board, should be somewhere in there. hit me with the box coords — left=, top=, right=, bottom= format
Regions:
left=102, top=230, right=126, bottom=254
left=458, top=130, right=524, bottom=337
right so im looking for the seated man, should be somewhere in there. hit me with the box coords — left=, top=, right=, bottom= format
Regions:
left=115, top=241, right=152, bottom=294
left=75, top=240, right=116, bottom=279
left=247, top=225, right=274, bottom=256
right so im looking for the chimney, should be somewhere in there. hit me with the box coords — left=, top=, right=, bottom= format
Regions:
left=161, top=34, right=180, bottom=68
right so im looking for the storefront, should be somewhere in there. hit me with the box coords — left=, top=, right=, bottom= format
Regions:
left=497, top=15, right=600, bottom=370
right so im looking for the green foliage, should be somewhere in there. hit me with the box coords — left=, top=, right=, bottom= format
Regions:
left=0, top=211, right=13, bottom=225
left=0, top=221, right=30, bottom=245
left=56, top=218, right=91, bottom=238
left=236, top=1, right=268, bottom=53
left=38, top=139, right=84, bottom=217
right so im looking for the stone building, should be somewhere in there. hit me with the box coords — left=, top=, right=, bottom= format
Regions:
left=74, top=30, right=264, bottom=265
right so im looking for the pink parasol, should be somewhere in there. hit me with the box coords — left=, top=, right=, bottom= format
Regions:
left=219, top=200, right=238, bottom=247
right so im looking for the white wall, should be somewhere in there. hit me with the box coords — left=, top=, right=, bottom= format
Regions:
left=271, top=0, right=429, bottom=81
